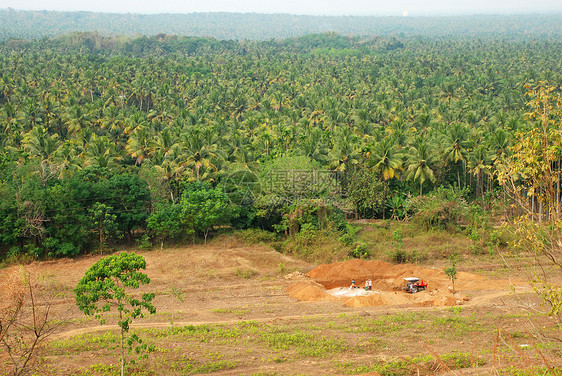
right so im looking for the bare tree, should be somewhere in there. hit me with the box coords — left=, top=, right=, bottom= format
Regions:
left=0, top=267, right=63, bottom=376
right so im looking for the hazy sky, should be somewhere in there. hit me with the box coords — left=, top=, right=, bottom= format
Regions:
left=3, top=0, right=562, bottom=16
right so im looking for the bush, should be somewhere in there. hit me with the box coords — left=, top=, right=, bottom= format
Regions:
left=236, top=228, right=278, bottom=244
left=43, top=237, right=80, bottom=257
left=1, top=246, right=35, bottom=265
left=339, top=224, right=360, bottom=247
left=56, top=242, right=80, bottom=257
left=406, top=187, right=468, bottom=231
left=294, top=223, right=317, bottom=246
left=24, top=244, right=41, bottom=258
left=349, top=242, right=371, bottom=259
left=388, top=249, right=407, bottom=263
left=234, top=268, right=258, bottom=279
left=386, top=248, right=427, bottom=264
left=339, top=233, right=355, bottom=247
left=136, top=234, right=153, bottom=250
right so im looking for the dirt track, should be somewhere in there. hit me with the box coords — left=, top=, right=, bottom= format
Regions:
left=1, top=241, right=554, bottom=375
left=36, top=251, right=526, bottom=344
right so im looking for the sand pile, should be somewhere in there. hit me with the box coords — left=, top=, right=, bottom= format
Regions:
left=287, top=259, right=509, bottom=307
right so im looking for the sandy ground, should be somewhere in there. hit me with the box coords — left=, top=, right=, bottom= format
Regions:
left=0, top=239, right=554, bottom=376
left=286, top=258, right=519, bottom=308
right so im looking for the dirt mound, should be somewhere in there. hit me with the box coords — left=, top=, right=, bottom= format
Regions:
left=288, top=259, right=510, bottom=307
left=284, top=271, right=310, bottom=280
left=286, top=281, right=335, bottom=301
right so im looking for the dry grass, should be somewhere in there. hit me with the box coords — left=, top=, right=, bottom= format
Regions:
left=1, top=231, right=560, bottom=375
left=357, top=221, right=470, bottom=262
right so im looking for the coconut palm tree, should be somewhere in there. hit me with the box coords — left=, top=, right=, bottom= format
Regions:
left=442, top=123, right=471, bottom=190
left=405, top=141, right=437, bottom=196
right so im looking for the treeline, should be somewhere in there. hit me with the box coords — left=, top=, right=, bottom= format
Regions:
left=1, top=32, right=399, bottom=57
left=1, top=9, right=562, bottom=41
left=0, top=32, right=561, bottom=259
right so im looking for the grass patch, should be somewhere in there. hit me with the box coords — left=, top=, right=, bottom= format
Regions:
left=235, top=229, right=279, bottom=244
left=261, top=329, right=347, bottom=357
left=335, top=352, right=486, bottom=376
left=498, top=367, right=562, bottom=376
left=234, top=268, right=258, bottom=279
left=50, top=331, right=120, bottom=353
left=357, top=221, right=469, bottom=262
left=210, top=307, right=250, bottom=316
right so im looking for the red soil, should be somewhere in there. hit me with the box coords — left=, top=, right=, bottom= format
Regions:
left=287, top=259, right=511, bottom=307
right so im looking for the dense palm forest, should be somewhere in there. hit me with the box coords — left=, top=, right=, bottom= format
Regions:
left=1, top=27, right=561, bottom=259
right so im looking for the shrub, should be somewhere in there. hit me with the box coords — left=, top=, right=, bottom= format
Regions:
left=386, top=248, right=427, bottom=264
left=406, top=187, right=468, bottom=231
left=234, top=268, right=258, bottom=279
left=235, top=229, right=278, bottom=244
left=294, top=223, right=318, bottom=247
left=388, top=249, right=407, bottom=263
left=56, top=242, right=80, bottom=257
left=136, top=234, right=153, bottom=251
left=339, top=224, right=360, bottom=247
left=349, top=242, right=371, bottom=259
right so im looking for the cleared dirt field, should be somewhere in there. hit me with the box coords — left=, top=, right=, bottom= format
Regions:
left=1, top=236, right=560, bottom=375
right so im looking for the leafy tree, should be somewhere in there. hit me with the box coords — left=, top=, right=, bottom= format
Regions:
left=405, top=141, right=437, bottom=196
left=146, top=203, right=182, bottom=249
left=444, top=256, right=458, bottom=293
left=100, top=173, right=151, bottom=241
left=496, top=84, right=562, bottom=325
left=370, top=138, right=402, bottom=219
left=74, top=252, right=156, bottom=376
left=179, top=182, right=229, bottom=244
left=347, top=167, right=385, bottom=218
left=88, top=202, right=117, bottom=255
left=442, top=123, right=471, bottom=190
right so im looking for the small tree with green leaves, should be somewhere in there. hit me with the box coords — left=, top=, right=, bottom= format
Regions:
left=74, top=252, right=156, bottom=376
left=444, top=256, right=458, bottom=293
left=146, top=203, right=182, bottom=249
left=179, top=182, right=229, bottom=244
left=88, top=202, right=117, bottom=255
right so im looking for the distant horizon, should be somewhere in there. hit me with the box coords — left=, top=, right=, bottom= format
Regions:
left=3, top=0, right=562, bottom=18
left=4, top=7, right=562, bottom=17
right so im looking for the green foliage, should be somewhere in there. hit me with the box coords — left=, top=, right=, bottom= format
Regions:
left=349, top=242, right=371, bottom=259
left=347, top=167, right=385, bottom=218
left=146, top=203, right=182, bottom=249
left=88, top=202, right=118, bottom=254
left=234, top=268, right=258, bottom=279
left=392, top=230, right=403, bottom=248
left=387, top=195, right=406, bottom=220
left=43, top=237, right=80, bottom=258
left=235, top=229, right=278, bottom=244
left=136, top=234, right=153, bottom=251
left=406, top=187, right=469, bottom=231
left=74, top=252, right=156, bottom=376
left=179, top=182, right=229, bottom=243
left=0, top=26, right=561, bottom=258
left=444, top=256, right=458, bottom=293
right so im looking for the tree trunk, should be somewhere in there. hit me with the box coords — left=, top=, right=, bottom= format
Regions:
left=481, top=172, right=485, bottom=209
left=555, top=159, right=560, bottom=220
left=99, top=222, right=103, bottom=255
left=457, top=164, right=461, bottom=191
left=382, top=182, right=387, bottom=220
left=120, top=310, right=124, bottom=376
